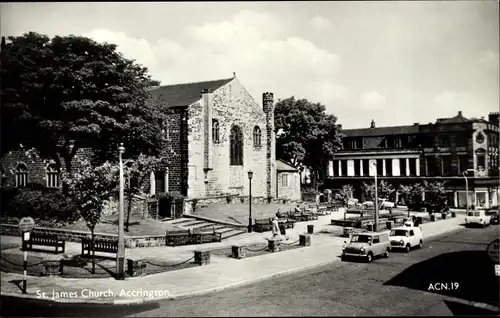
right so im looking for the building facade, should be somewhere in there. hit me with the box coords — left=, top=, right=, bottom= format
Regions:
left=325, top=111, right=500, bottom=208
left=276, top=160, right=301, bottom=201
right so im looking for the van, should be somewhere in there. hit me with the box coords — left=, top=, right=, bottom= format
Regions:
left=341, top=231, right=391, bottom=263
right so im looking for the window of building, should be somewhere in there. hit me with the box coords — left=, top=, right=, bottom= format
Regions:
left=212, top=119, right=220, bottom=143
left=399, top=158, right=407, bottom=176
left=253, top=126, right=262, bottom=148
left=332, top=160, right=339, bottom=176
left=161, top=120, right=170, bottom=141
left=476, top=149, right=486, bottom=170
left=439, top=135, right=450, bottom=147
left=458, top=155, right=469, bottom=173
left=362, top=159, right=369, bottom=177
left=385, top=159, right=393, bottom=176
left=455, top=132, right=469, bottom=147
left=341, top=160, right=348, bottom=176
left=441, top=155, right=452, bottom=176
left=15, top=162, right=28, bottom=187
left=46, top=163, right=60, bottom=188
left=354, top=160, right=360, bottom=176
left=394, top=137, right=403, bottom=148
left=281, top=173, right=289, bottom=187
left=409, top=158, right=417, bottom=176
left=230, top=125, right=243, bottom=165
left=386, top=137, right=395, bottom=148
left=426, top=156, right=437, bottom=176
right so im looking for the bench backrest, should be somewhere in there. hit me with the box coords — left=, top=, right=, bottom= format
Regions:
left=31, top=233, right=60, bottom=242
left=255, top=218, right=271, bottom=225
left=193, top=227, right=216, bottom=234
left=82, top=238, right=118, bottom=251
left=166, top=229, right=191, bottom=236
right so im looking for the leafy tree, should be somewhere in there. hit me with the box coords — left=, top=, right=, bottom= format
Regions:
left=423, top=180, right=447, bottom=207
left=62, top=160, right=118, bottom=274
left=123, top=154, right=169, bottom=231
left=1, top=32, right=167, bottom=172
left=274, top=97, right=343, bottom=190
left=337, top=184, right=354, bottom=207
left=361, top=181, right=395, bottom=204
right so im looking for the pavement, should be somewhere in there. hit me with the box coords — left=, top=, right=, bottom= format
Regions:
left=0, top=211, right=468, bottom=306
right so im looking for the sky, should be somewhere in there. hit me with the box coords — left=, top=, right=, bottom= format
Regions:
left=1, top=1, right=499, bottom=129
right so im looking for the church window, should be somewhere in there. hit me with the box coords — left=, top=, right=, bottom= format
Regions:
left=46, top=163, right=60, bottom=188
left=212, top=119, right=220, bottom=143
left=15, top=162, right=28, bottom=187
left=253, top=126, right=262, bottom=148
left=230, top=125, right=243, bottom=165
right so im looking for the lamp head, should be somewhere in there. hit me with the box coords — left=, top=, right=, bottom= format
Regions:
left=118, top=143, right=125, bottom=154
left=248, top=171, right=253, bottom=180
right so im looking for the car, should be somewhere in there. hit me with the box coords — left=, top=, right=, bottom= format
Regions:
left=389, top=226, right=423, bottom=252
left=465, top=210, right=491, bottom=227
left=486, top=207, right=499, bottom=225
left=341, top=231, right=391, bottom=263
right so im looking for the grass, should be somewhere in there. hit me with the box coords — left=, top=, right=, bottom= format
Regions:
left=194, top=203, right=312, bottom=224
left=0, top=252, right=199, bottom=278
left=210, top=240, right=304, bottom=259
left=62, top=214, right=182, bottom=236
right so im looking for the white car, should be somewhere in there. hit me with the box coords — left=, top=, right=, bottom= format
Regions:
left=389, top=226, right=423, bottom=253
left=465, top=210, right=491, bottom=227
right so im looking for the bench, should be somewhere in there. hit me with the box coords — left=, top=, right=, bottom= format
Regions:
left=253, top=218, right=273, bottom=233
left=316, top=205, right=331, bottom=215
left=277, top=218, right=295, bottom=229
left=81, top=238, right=118, bottom=257
left=166, top=229, right=197, bottom=247
left=193, top=227, right=222, bottom=244
left=291, top=209, right=318, bottom=222
left=22, top=233, right=65, bottom=254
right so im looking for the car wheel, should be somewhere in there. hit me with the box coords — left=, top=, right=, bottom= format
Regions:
left=419, top=240, right=423, bottom=249
left=483, top=222, right=486, bottom=228
left=405, top=244, right=411, bottom=253
left=341, top=255, right=346, bottom=261
left=384, top=249, right=390, bottom=258
left=366, top=253, right=373, bottom=263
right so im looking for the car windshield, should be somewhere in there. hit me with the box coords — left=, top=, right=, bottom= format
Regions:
left=467, top=212, right=474, bottom=216
left=474, top=212, right=481, bottom=217
left=391, top=230, right=408, bottom=237
left=350, top=235, right=371, bottom=243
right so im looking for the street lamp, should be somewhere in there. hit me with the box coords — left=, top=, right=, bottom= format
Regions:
left=463, top=169, right=475, bottom=213
left=248, top=171, right=253, bottom=233
left=372, top=161, right=379, bottom=232
left=116, top=143, right=125, bottom=280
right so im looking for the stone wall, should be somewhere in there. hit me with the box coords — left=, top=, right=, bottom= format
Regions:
left=277, top=171, right=301, bottom=201
left=101, top=194, right=149, bottom=217
left=186, top=78, right=269, bottom=199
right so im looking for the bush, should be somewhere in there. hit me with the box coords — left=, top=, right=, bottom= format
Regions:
left=5, top=189, right=80, bottom=225
left=157, top=191, right=185, bottom=203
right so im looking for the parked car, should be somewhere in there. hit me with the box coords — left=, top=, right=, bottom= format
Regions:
left=465, top=210, right=491, bottom=227
left=389, top=226, right=423, bottom=252
left=486, top=206, right=499, bottom=225
left=341, top=231, right=391, bottom=263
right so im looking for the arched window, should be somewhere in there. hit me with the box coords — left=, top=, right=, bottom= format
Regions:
left=161, top=120, right=170, bottom=141
left=15, top=162, right=28, bottom=187
left=0, top=164, right=6, bottom=187
left=253, top=126, right=262, bottom=148
left=212, top=119, right=220, bottom=143
left=46, top=163, right=60, bottom=188
left=230, top=125, right=243, bottom=165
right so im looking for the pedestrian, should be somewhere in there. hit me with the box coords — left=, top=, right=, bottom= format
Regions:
left=294, top=205, right=302, bottom=213
left=271, top=216, right=285, bottom=240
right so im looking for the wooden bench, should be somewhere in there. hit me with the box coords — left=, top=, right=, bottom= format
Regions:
left=316, top=205, right=331, bottom=215
left=81, top=238, right=118, bottom=257
left=277, top=218, right=295, bottom=229
left=22, top=233, right=65, bottom=254
left=193, top=227, right=222, bottom=244
left=291, top=209, right=318, bottom=222
left=253, top=218, right=273, bottom=233
left=166, top=229, right=197, bottom=247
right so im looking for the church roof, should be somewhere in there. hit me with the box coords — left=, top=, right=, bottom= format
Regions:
left=149, top=77, right=234, bottom=107
left=277, top=160, right=299, bottom=172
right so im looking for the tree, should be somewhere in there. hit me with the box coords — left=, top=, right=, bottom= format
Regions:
left=423, top=180, right=447, bottom=207
left=362, top=182, right=376, bottom=202
left=61, top=160, right=118, bottom=274
left=274, top=97, right=343, bottom=191
left=337, top=184, right=354, bottom=207
left=1, top=32, right=167, bottom=172
left=362, top=181, right=395, bottom=203
left=399, top=183, right=424, bottom=209
left=123, top=154, right=169, bottom=231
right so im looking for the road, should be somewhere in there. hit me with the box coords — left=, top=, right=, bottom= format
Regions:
left=1, top=225, right=498, bottom=317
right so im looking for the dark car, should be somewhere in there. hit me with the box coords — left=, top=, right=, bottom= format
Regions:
left=486, top=206, right=499, bottom=224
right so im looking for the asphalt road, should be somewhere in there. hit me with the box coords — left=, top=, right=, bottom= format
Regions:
left=1, top=225, right=499, bottom=317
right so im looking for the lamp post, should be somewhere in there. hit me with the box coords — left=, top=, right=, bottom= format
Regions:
left=116, top=143, right=125, bottom=280
left=373, top=161, right=379, bottom=232
left=463, top=169, right=475, bottom=213
left=248, top=171, right=253, bottom=233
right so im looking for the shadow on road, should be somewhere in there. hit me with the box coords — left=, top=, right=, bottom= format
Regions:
left=0, top=295, right=160, bottom=317
left=444, top=300, right=499, bottom=316
left=384, top=250, right=499, bottom=307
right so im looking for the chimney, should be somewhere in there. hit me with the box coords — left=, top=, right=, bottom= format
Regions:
left=337, top=124, right=343, bottom=130
left=458, top=111, right=463, bottom=117
left=263, top=92, right=276, bottom=199
left=489, top=112, right=500, bottom=126
left=370, top=120, right=375, bottom=128
left=413, top=123, right=419, bottom=126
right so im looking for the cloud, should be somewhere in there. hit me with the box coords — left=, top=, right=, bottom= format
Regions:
left=478, top=50, right=499, bottom=69
left=310, top=15, right=333, bottom=30
left=431, top=90, right=477, bottom=118
left=360, top=91, right=387, bottom=109
left=83, top=10, right=347, bottom=109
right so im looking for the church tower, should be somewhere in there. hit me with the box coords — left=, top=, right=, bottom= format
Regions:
left=263, top=92, right=276, bottom=199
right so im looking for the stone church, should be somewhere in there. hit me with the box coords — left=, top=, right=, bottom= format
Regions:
left=0, top=74, right=301, bottom=202
left=149, top=74, right=300, bottom=200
